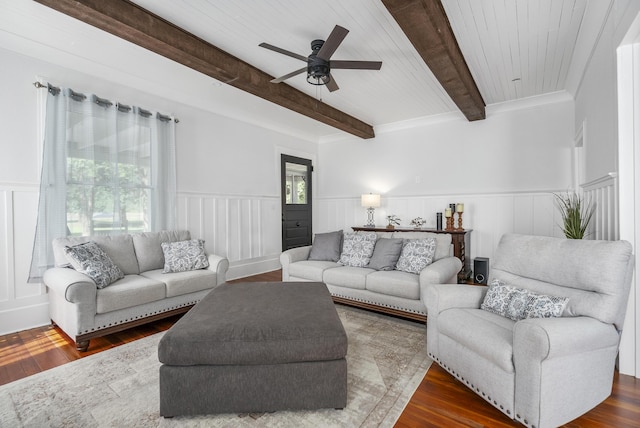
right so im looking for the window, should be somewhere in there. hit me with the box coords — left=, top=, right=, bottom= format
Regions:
left=65, top=110, right=152, bottom=235
left=28, top=85, right=176, bottom=282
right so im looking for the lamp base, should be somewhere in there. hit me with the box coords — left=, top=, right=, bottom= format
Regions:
left=365, top=207, right=376, bottom=227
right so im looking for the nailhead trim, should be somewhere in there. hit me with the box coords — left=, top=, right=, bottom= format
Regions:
left=80, top=300, right=199, bottom=334
left=430, top=357, right=514, bottom=423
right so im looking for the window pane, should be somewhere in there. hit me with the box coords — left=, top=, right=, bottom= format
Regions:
left=285, top=162, right=307, bottom=205
left=66, top=115, right=153, bottom=236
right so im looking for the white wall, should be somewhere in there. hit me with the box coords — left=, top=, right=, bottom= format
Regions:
left=0, top=46, right=318, bottom=335
left=315, top=94, right=574, bottom=263
left=573, top=0, right=640, bottom=377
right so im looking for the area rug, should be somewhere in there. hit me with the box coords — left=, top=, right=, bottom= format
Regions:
left=0, top=305, right=431, bottom=427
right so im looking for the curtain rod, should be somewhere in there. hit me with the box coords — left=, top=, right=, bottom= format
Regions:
left=32, top=81, right=180, bottom=123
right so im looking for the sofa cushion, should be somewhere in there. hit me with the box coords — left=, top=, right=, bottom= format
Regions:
left=365, top=270, right=420, bottom=300
left=64, top=241, right=124, bottom=289
left=338, top=232, right=377, bottom=267
left=367, top=238, right=403, bottom=271
left=439, top=308, right=516, bottom=372
left=481, top=279, right=569, bottom=321
left=396, top=238, right=437, bottom=274
left=96, top=274, right=166, bottom=314
left=52, top=234, right=139, bottom=275
left=323, top=266, right=374, bottom=290
left=289, top=260, right=340, bottom=281
left=391, top=231, right=452, bottom=261
left=141, top=268, right=218, bottom=298
left=132, top=230, right=191, bottom=272
left=308, top=230, right=343, bottom=262
left=161, top=239, right=209, bottom=273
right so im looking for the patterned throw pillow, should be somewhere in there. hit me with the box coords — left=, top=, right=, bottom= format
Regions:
left=161, top=239, right=209, bottom=273
left=395, top=238, right=437, bottom=274
left=64, top=241, right=124, bottom=289
left=481, top=279, right=569, bottom=321
left=338, top=232, right=377, bottom=267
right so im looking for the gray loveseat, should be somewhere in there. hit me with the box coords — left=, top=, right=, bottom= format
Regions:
left=281, top=230, right=462, bottom=321
left=43, top=230, right=229, bottom=351
left=426, top=233, right=634, bottom=428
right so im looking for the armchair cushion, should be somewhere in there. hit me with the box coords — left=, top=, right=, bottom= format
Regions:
left=439, top=308, right=516, bottom=372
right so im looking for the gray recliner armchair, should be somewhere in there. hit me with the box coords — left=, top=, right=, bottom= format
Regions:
left=425, top=233, right=634, bottom=428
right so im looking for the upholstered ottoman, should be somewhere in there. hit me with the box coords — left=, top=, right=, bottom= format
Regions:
left=158, top=281, right=348, bottom=417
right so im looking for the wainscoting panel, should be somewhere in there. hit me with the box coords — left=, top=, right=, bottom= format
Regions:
left=176, top=193, right=282, bottom=280
left=0, top=185, right=50, bottom=335
left=582, top=173, right=618, bottom=240
left=315, top=192, right=563, bottom=270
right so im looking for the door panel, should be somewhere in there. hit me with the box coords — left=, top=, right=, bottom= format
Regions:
left=281, top=155, right=312, bottom=251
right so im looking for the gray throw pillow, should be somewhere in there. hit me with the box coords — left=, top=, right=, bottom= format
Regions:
left=64, top=241, right=124, bottom=289
left=367, top=238, right=403, bottom=270
left=161, top=239, right=209, bottom=273
left=308, top=230, right=343, bottom=262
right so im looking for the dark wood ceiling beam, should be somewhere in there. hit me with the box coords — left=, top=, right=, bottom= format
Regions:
left=33, top=0, right=375, bottom=139
left=382, top=0, right=485, bottom=121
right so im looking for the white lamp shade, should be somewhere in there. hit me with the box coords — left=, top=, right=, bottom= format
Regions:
left=361, top=193, right=381, bottom=208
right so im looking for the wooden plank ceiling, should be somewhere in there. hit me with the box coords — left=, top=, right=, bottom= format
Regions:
left=383, top=0, right=485, bottom=121
left=33, top=0, right=486, bottom=138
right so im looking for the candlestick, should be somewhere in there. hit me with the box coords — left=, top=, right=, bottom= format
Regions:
left=445, top=207, right=452, bottom=217
left=456, top=211, right=464, bottom=230
left=436, top=212, right=443, bottom=230
left=456, top=203, right=464, bottom=213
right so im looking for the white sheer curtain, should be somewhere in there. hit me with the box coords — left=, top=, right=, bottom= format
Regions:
left=28, top=85, right=176, bottom=282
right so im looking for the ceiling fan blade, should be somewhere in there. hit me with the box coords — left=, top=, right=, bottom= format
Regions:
left=271, top=67, right=307, bottom=83
left=259, top=43, right=308, bottom=62
left=330, top=60, right=382, bottom=70
left=316, top=25, right=349, bottom=61
left=323, top=74, right=339, bottom=92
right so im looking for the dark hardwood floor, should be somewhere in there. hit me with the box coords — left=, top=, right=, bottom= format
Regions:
left=1, top=269, right=638, bottom=427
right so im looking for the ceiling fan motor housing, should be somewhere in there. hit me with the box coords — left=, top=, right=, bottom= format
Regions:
left=307, top=39, right=330, bottom=84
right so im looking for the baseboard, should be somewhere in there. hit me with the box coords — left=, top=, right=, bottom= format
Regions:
left=226, top=256, right=281, bottom=281
left=0, top=299, right=50, bottom=335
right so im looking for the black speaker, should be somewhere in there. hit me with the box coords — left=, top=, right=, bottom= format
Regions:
left=474, top=257, right=490, bottom=285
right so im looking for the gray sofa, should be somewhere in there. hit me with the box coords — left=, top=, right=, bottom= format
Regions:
left=43, top=230, right=229, bottom=351
left=281, top=230, right=462, bottom=321
left=426, top=233, right=634, bottom=428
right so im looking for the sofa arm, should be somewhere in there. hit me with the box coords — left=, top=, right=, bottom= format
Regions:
left=420, top=256, right=462, bottom=285
left=207, top=254, right=229, bottom=285
left=280, top=246, right=311, bottom=280
left=43, top=267, right=97, bottom=304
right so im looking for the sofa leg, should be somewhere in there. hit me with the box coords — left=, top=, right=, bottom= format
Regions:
left=76, top=340, right=90, bottom=352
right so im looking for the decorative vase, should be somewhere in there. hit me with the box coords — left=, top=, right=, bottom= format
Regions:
left=386, top=225, right=395, bottom=230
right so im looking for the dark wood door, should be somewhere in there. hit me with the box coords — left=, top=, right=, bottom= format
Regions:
left=281, top=154, right=312, bottom=250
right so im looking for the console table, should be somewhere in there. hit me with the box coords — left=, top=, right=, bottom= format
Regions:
left=351, top=227, right=472, bottom=283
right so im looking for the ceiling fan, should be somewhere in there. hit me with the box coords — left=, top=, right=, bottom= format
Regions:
left=259, top=25, right=382, bottom=92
